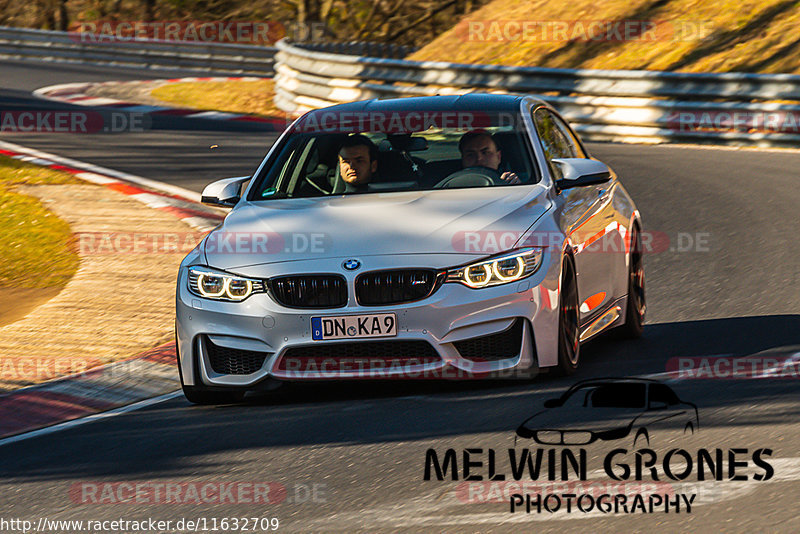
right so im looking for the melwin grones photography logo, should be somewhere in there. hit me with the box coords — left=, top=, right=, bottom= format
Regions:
left=423, top=378, right=775, bottom=516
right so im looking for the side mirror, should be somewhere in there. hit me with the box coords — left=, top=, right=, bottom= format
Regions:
left=543, top=398, right=563, bottom=408
left=200, top=176, right=251, bottom=207
left=552, top=158, right=612, bottom=191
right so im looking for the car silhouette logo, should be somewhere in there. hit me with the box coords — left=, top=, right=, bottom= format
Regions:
left=516, top=378, right=699, bottom=447
left=343, top=259, right=361, bottom=271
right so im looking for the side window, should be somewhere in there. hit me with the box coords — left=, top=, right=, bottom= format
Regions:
left=534, top=109, right=573, bottom=159
left=649, top=384, right=680, bottom=406
left=589, top=383, right=647, bottom=408
left=551, top=115, right=587, bottom=159
left=533, top=108, right=577, bottom=180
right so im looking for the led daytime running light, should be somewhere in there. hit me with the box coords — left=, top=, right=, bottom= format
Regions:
left=448, top=248, right=543, bottom=288
left=464, top=264, right=492, bottom=288
left=197, top=273, right=225, bottom=298
left=492, top=256, right=525, bottom=281
left=191, top=268, right=256, bottom=301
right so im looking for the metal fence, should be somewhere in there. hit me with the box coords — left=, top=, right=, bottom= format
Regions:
left=0, top=26, right=276, bottom=75
left=274, top=40, right=800, bottom=146
left=5, top=25, right=799, bottom=146
left=295, top=41, right=417, bottom=59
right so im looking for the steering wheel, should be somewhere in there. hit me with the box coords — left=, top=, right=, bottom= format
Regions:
left=433, top=166, right=504, bottom=189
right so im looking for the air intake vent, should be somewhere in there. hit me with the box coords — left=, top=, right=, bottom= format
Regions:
left=206, top=338, right=268, bottom=375
left=355, top=269, right=442, bottom=306
left=277, top=340, right=440, bottom=371
left=453, top=319, right=525, bottom=362
left=269, top=275, right=347, bottom=308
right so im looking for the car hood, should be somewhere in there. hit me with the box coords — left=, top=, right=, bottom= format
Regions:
left=518, top=407, right=645, bottom=433
left=204, top=185, right=551, bottom=269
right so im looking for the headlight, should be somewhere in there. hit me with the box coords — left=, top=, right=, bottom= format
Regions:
left=534, top=431, right=562, bottom=445
left=187, top=266, right=265, bottom=301
left=446, top=248, right=543, bottom=288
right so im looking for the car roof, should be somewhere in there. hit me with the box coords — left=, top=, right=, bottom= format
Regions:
left=304, top=93, right=540, bottom=116
left=563, top=377, right=663, bottom=393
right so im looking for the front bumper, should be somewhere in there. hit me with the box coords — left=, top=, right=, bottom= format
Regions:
left=176, top=252, right=561, bottom=387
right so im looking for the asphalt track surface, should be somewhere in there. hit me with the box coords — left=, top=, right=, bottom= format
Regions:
left=1, top=59, right=799, bottom=533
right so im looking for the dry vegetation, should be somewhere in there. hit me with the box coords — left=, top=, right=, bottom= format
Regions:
left=409, top=0, right=800, bottom=73
left=0, top=0, right=490, bottom=47
left=0, top=156, right=80, bottom=289
left=150, top=78, right=288, bottom=119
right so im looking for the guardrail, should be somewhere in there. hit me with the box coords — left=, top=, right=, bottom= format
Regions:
left=295, top=41, right=418, bottom=59
left=274, top=40, right=800, bottom=146
left=0, top=26, right=276, bottom=75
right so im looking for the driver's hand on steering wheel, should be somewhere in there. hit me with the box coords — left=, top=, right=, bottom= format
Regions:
left=500, top=171, right=521, bottom=185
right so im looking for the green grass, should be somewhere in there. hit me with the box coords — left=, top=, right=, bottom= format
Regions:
left=0, top=156, right=81, bottom=289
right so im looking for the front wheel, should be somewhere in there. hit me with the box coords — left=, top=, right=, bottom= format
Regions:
left=618, top=226, right=645, bottom=338
left=633, top=427, right=650, bottom=448
left=556, top=256, right=580, bottom=375
left=181, top=385, right=245, bottom=405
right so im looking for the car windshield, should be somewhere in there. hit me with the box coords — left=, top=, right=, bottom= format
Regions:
left=561, top=383, right=647, bottom=409
left=248, top=109, right=538, bottom=199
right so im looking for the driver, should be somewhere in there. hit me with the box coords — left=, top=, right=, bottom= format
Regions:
left=458, top=130, right=521, bottom=184
left=338, top=134, right=379, bottom=193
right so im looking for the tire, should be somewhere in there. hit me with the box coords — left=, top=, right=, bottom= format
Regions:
left=618, top=226, right=646, bottom=339
left=181, top=385, right=245, bottom=405
left=633, top=428, right=650, bottom=448
left=556, top=256, right=580, bottom=375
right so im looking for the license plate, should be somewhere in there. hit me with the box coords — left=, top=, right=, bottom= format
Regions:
left=311, top=313, right=397, bottom=340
